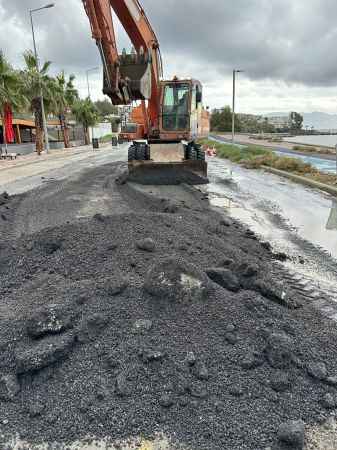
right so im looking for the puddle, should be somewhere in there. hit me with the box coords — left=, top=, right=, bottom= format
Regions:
left=204, top=156, right=337, bottom=304
left=206, top=157, right=337, bottom=260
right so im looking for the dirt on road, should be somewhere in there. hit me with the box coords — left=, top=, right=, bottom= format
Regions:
left=1, top=161, right=337, bottom=450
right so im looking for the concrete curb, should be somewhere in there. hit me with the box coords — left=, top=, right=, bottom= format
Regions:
left=262, top=165, right=337, bottom=197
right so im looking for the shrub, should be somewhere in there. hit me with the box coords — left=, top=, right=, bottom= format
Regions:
left=273, top=156, right=313, bottom=174
left=200, top=139, right=337, bottom=186
left=99, top=133, right=113, bottom=143
left=292, top=145, right=318, bottom=153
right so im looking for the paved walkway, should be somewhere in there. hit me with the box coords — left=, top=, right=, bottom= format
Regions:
left=0, top=143, right=127, bottom=195
left=0, top=143, right=101, bottom=172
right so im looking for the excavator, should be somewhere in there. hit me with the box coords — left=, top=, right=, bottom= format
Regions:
left=82, top=0, right=210, bottom=182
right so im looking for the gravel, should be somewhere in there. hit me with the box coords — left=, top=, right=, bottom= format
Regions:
left=0, top=176, right=337, bottom=450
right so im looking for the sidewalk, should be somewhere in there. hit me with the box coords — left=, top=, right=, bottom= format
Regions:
left=0, top=142, right=120, bottom=195
left=0, top=143, right=104, bottom=172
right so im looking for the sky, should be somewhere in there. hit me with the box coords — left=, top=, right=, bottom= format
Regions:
left=1, top=0, right=337, bottom=115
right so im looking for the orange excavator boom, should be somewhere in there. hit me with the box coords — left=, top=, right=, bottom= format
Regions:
left=82, top=0, right=162, bottom=133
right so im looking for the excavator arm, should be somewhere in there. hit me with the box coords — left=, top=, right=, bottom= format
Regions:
left=82, top=0, right=162, bottom=132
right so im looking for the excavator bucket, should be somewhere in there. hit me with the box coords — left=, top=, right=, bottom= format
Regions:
left=119, top=54, right=152, bottom=101
left=127, top=143, right=208, bottom=185
left=104, top=53, right=152, bottom=103
left=128, top=161, right=208, bottom=185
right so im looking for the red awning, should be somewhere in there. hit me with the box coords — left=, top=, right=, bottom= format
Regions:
left=4, top=103, right=15, bottom=144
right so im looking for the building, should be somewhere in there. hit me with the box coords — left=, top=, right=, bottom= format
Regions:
left=237, top=113, right=264, bottom=123
left=0, top=115, right=86, bottom=155
left=0, top=115, right=61, bottom=145
left=118, top=105, right=133, bottom=126
left=267, top=115, right=291, bottom=129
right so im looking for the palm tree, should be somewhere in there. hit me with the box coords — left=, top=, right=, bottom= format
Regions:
left=50, top=72, right=78, bottom=148
left=0, top=53, right=26, bottom=151
left=22, top=50, right=53, bottom=155
left=72, top=98, right=98, bottom=145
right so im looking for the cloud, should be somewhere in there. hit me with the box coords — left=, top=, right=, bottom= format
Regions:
left=1, top=0, right=337, bottom=112
left=141, top=0, right=337, bottom=87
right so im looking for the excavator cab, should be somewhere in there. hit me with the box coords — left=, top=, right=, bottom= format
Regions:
left=161, top=82, right=190, bottom=132
left=159, top=79, right=206, bottom=141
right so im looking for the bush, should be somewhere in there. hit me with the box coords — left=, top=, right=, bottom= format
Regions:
left=292, top=145, right=318, bottom=153
left=201, top=140, right=317, bottom=174
left=199, top=139, right=337, bottom=186
left=99, top=133, right=113, bottom=143
left=273, top=157, right=313, bottom=174
left=253, top=135, right=265, bottom=140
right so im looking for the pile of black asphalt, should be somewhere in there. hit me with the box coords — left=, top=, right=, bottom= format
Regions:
left=0, top=178, right=337, bottom=450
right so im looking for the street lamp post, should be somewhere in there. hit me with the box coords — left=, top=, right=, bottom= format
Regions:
left=29, top=3, right=55, bottom=154
left=86, top=66, right=100, bottom=99
left=232, top=69, right=244, bottom=143
left=86, top=67, right=100, bottom=147
left=335, top=144, right=337, bottom=182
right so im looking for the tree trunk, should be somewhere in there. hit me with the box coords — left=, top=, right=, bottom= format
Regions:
left=32, top=97, right=44, bottom=155
left=63, top=126, right=70, bottom=148
left=59, top=113, right=70, bottom=148
left=84, top=126, right=89, bottom=145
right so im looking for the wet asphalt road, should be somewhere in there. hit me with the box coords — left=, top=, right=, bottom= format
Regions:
left=205, top=155, right=337, bottom=305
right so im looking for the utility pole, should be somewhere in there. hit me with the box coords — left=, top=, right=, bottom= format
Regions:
left=29, top=3, right=55, bottom=154
left=335, top=144, right=337, bottom=183
left=232, top=69, right=244, bottom=143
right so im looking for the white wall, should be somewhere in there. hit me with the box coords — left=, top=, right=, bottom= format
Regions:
left=89, top=123, right=112, bottom=140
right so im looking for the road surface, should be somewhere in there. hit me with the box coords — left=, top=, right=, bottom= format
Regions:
left=2, top=142, right=337, bottom=449
left=205, top=155, right=337, bottom=310
left=1, top=141, right=336, bottom=310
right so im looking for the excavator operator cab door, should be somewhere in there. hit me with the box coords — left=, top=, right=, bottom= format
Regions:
left=160, top=81, right=192, bottom=137
left=190, top=83, right=203, bottom=139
